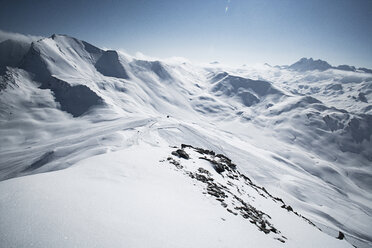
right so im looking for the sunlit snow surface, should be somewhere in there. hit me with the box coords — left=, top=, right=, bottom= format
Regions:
left=0, top=35, right=371, bottom=247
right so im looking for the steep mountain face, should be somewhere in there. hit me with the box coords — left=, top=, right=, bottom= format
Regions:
left=95, top=50, right=129, bottom=79
left=40, top=76, right=103, bottom=117
left=0, top=35, right=371, bottom=248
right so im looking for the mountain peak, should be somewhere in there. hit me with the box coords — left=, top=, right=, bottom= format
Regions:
left=287, top=57, right=372, bottom=73
left=289, top=57, right=332, bottom=72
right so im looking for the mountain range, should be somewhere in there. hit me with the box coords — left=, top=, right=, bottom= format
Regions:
left=0, top=34, right=371, bottom=248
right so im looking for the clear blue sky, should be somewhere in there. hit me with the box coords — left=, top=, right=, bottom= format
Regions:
left=0, top=0, right=371, bottom=67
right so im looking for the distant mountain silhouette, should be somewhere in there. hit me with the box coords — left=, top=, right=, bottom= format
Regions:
left=288, top=57, right=372, bottom=73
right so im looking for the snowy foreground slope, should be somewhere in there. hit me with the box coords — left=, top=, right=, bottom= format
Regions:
left=0, top=35, right=371, bottom=247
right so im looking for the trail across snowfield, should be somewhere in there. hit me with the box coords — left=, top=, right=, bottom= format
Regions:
left=0, top=34, right=371, bottom=247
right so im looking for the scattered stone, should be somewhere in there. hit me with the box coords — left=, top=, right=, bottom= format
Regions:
left=273, top=196, right=284, bottom=204
left=227, top=208, right=238, bottom=215
left=216, top=153, right=237, bottom=170
left=275, top=238, right=286, bottom=243
left=199, top=157, right=225, bottom=173
left=207, top=183, right=227, bottom=198
left=197, top=167, right=211, bottom=176
left=167, top=157, right=183, bottom=169
left=171, top=149, right=190, bottom=159
left=194, top=173, right=209, bottom=183
left=181, top=144, right=193, bottom=149
left=281, top=204, right=293, bottom=212
left=337, top=231, right=345, bottom=240
left=196, top=147, right=215, bottom=156
left=163, top=144, right=317, bottom=243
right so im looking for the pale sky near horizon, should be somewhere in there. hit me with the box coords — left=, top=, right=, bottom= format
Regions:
left=0, top=0, right=371, bottom=67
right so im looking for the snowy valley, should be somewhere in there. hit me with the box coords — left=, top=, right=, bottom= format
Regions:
left=0, top=34, right=371, bottom=248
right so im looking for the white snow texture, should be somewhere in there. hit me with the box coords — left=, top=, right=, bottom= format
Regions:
left=0, top=34, right=371, bottom=248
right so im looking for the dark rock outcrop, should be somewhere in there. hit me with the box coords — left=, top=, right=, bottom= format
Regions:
left=171, top=149, right=190, bottom=159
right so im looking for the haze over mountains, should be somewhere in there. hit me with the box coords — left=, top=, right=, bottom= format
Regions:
left=0, top=34, right=371, bottom=248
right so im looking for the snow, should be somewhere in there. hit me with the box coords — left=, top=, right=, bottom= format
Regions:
left=0, top=144, right=352, bottom=248
left=289, top=57, right=332, bottom=72
left=0, top=34, right=371, bottom=247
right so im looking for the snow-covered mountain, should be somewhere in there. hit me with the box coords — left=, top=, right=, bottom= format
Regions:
left=288, top=57, right=332, bottom=71
left=0, top=34, right=371, bottom=248
left=287, top=57, right=372, bottom=74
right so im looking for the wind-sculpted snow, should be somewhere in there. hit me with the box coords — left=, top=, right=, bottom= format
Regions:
left=268, top=95, right=322, bottom=115
left=21, top=34, right=102, bottom=81
left=211, top=73, right=285, bottom=107
left=0, top=34, right=372, bottom=247
left=264, top=93, right=372, bottom=160
left=130, top=59, right=172, bottom=80
left=21, top=57, right=103, bottom=118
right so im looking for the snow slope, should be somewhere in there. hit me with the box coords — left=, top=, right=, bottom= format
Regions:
left=0, top=143, right=351, bottom=248
left=0, top=34, right=371, bottom=247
